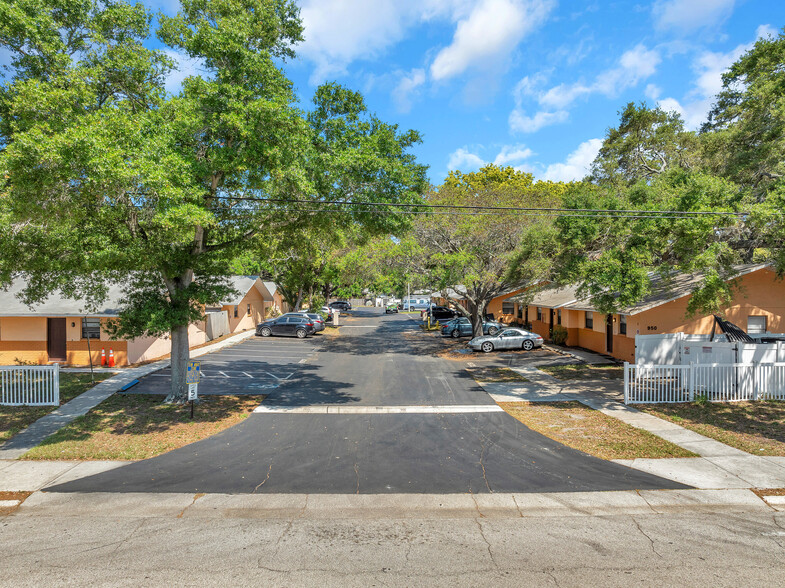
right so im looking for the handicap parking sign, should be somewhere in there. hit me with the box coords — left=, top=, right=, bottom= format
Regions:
left=186, top=360, right=201, bottom=384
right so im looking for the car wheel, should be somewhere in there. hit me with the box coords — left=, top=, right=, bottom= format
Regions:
left=296, top=329, right=308, bottom=339
left=260, top=327, right=272, bottom=337
left=488, top=327, right=499, bottom=336
left=481, top=341, right=494, bottom=353
left=451, top=329, right=460, bottom=338
left=522, top=339, right=534, bottom=351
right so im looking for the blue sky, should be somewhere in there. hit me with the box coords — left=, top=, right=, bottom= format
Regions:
left=7, top=1, right=782, bottom=185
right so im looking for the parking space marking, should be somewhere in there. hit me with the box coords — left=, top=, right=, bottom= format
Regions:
left=253, top=404, right=504, bottom=414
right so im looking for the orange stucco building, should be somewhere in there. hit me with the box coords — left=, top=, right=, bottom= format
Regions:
left=509, top=265, right=784, bottom=362
left=0, top=276, right=285, bottom=367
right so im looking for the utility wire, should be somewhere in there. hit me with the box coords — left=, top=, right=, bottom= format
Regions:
left=213, top=195, right=748, bottom=218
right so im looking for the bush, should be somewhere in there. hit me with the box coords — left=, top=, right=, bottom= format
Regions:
left=551, top=325, right=568, bottom=345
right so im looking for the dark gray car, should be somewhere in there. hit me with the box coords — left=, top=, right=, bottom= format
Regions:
left=256, top=315, right=315, bottom=338
left=440, top=317, right=504, bottom=338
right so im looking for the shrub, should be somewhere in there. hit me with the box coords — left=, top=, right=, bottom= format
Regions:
left=551, top=325, right=568, bottom=345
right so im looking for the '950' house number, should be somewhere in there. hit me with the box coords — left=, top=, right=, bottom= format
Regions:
left=647, top=325, right=658, bottom=331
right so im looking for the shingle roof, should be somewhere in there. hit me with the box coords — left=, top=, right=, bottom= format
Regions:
left=509, top=284, right=580, bottom=308
left=507, top=264, right=770, bottom=316
left=0, top=280, right=125, bottom=317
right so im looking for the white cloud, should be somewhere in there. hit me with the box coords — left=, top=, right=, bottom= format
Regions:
left=655, top=25, right=775, bottom=129
left=592, top=44, right=662, bottom=97
left=652, top=0, right=736, bottom=33
left=392, top=69, right=427, bottom=113
left=447, top=147, right=487, bottom=172
left=162, top=49, right=203, bottom=94
left=543, top=138, right=603, bottom=182
left=512, top=43, right=662, bottom=128
left=446, top=143, right=536, bottom=171
left=430, top=0, right=555, bottom=81
left=509, top=108, right=569, bottom=133
left=493, top=144, right=535, bottom=166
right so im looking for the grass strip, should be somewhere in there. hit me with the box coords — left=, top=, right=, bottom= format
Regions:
left=637, top=401, right=785, bottom=456
left=500, top=401, right=697, bottom=460
left=0, top=373, right=113, bottom=443
left=538, top=363, right=623, bottom=381
left=22, top=393, right=265, bottom=461
left=467, top=366, right=530, bottom=383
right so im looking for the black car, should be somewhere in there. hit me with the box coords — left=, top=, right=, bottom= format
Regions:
left=428, top=305, right=458, bottom=321
left=256, top=315, right=315, bottom=338
left=329, top=300, right=352, bottom=311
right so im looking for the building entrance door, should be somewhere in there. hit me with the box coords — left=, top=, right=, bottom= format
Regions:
left=606, top=314, right=613, bottom=353
left=47, top=318, right=67, bottom=362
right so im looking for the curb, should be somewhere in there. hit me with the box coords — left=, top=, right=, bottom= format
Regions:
left=10, top=488, right=774, bottom=519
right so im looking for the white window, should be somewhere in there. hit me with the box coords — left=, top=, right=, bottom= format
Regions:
left=747, top=316, right=767, bottom=334
left=502, top=301, right=515, bottom=314
left=619, top=314, right=627, bottom=335
left=585, top=311, right=593, bottom=329
left=536, top=307, right=542, bottom=321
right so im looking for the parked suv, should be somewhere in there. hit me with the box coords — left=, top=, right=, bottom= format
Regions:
left=440, top=317, right=504, bottom=338
left=428, top=305, right=458, bottom=321
left=256, top=315, right=315, bottom=338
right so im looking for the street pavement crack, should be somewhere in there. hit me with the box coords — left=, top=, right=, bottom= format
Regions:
left=177, top=492, right=205, bottom=518
left=479, top=439, right=493, bottom=493
left=253, top=463, right=273, bottom=493
left=354, top=463, right=360, bottom=494
left=474, top=518, right=499, bottom=569
left=631, top=516, right=662, bottom=558
left=546, top=569, right=562, bottom=587
left=511, top=495, right=524, bottom=517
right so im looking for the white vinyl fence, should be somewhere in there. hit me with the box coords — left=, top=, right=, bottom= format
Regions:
left=0, top=365, right=60, bottom=406
left=624, top=362, right=785, bottom=404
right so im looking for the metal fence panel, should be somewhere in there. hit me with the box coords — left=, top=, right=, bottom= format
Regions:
left=0, top=364, right=60, bottom=406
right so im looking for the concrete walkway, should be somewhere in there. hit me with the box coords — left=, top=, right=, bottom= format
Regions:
left=476, top=366, right=785, bottom=491
left=0, top=330, right=257, bottom=459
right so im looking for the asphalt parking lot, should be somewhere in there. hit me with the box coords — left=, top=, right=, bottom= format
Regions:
left=123, top=335, right=322, bottom=395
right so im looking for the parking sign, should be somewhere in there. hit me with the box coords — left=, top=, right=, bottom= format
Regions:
left=186, top=360, right=201, bottom=384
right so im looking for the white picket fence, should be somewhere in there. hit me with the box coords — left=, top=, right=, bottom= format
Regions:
left=0, top=365, right=60, bottom=406
left=624, top=361, right=785, bottom=404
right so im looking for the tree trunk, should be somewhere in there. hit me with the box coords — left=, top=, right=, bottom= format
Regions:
left=294, top=287, right=303, bottom=312
left=470, top=299, right=488, bottom=338
left=165, top=323, right=190, bottom=403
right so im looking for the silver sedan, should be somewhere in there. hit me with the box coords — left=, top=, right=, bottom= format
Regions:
left=468, top=328, right=544, bottom=353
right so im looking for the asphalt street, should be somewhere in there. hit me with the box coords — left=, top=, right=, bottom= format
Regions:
left=47, top=310, right=688, bottom=494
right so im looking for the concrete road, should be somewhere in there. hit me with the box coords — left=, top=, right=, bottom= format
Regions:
left=2, top=499, right=783, bottom=587
left=47, top=310, right=687, bottom=494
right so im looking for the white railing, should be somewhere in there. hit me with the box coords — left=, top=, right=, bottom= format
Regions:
left=0, top=365, right=60, bottom=406
left=624, top=362, right=785, bottom=404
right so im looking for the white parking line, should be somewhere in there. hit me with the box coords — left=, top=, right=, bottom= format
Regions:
left=253, top=405, right=504, bottom=414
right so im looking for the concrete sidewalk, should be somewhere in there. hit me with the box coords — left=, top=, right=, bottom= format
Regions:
left=0, top=459, right=778, bottom=514
left=475, top=366, right=785, bottom=491
left=0, top=330, right=257, bottom=460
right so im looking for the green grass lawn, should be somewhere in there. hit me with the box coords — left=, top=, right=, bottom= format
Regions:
left=23, top=393, right=265, bottom=460
left=638, top=400, right=785, bottom=456
left=0, top=373, right=113, bottom=444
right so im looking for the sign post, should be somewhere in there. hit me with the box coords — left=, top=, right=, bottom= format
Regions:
left=186, top=360, right=201, bottom=418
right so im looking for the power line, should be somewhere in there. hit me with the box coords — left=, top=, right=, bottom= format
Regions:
left=214, top=195, right=748, bottom=218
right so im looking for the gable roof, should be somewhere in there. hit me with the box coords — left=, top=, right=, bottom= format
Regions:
left=0, top=281, right=125, bottom=317
left=507, top=264, right=771, bottom=316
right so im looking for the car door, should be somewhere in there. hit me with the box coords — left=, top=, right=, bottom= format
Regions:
left=272, top=317, right=292, bottom=336
left=498, top=329, right=519, bottom=349
left=459, top=318, right=472, bottom=336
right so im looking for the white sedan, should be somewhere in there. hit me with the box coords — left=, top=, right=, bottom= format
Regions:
left=468, top=328, right=544, bottom=353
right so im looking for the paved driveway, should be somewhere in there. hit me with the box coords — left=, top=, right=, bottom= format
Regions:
left=124, top=335, right=321, bottom=395
left=48, top=310, right=688, bottom=494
